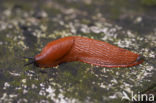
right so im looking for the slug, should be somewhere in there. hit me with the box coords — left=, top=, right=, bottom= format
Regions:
left=25, top=36, right=144, bottom=68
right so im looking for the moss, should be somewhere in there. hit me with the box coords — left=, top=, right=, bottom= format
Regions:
left=141, top=0, right=156, bottom=6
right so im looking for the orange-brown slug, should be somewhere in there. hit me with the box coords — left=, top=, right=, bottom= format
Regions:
left=25, top=36, right=144, bottom=68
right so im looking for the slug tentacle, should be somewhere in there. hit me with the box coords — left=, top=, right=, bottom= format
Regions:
left=23, top=56, right=34, bottom=59
left=23, top=56, right=35, bottom=66
left=24, top=60, right=34, bottom=66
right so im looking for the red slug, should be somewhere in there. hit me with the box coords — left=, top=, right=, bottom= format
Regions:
left=25, top=36, right=144, bottom=68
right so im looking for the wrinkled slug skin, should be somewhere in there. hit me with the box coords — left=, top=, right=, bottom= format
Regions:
left=35, top=36, right=144, bottom=68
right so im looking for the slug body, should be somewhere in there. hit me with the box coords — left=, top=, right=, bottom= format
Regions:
left=34, top=36, right=144, bottom=68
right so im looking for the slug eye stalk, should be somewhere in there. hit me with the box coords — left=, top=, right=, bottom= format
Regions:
left=23, top=56, right=39, bottom=67
left=23, top=57, right=34, bottom=59
left=23, top=57, right=35, bottom=66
